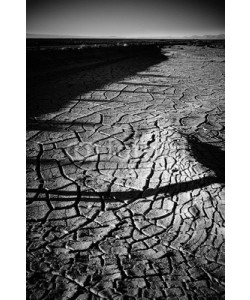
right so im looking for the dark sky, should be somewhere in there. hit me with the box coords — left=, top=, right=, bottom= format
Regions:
left=27, top=0, right=225, bottom=38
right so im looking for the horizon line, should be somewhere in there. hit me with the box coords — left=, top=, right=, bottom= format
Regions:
left=26, top=33, right=225, bottom=40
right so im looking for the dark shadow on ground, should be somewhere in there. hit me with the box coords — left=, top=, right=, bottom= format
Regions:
left=27, top=44, right=224, bottom=202
left=26, top=176, right=220, bottom=203
left=27, top=134, right=224, bottom=203
left=26, top=120, right=101, bottom=131
left=27, top=45, right=168, bottom=119
left=187, top=135, right=225, bottom=183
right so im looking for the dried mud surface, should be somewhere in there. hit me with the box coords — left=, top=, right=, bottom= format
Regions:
left=27, top=46, right=225, bottom=300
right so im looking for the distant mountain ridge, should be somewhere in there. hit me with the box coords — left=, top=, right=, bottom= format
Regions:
left=27, top=33, right=92, bottom=39
left=27, top=33, right=225, bottom=40
left=182, top=34, right=225, bottom=40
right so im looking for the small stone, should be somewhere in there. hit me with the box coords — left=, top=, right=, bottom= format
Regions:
left=188, top=205, right=200, bottom=218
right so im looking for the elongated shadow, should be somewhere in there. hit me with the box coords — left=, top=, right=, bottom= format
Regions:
left=92, top=89, right=167, bottom=95
left=27, top=135, right=224, bottom=202
left=26, top=176, right=219, bottom=203
left=27, top=45, right=168, bottom=119
left=26, top=120, right=100, bottom=131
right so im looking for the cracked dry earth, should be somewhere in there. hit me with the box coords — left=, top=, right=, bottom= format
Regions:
left=27, top=46, right=225, bottom=300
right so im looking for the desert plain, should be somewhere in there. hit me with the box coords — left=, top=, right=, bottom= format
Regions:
left=27, top=41, right=225, bottom=300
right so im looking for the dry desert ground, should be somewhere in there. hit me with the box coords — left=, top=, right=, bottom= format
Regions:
left=27, top=44, right=225, bottom=300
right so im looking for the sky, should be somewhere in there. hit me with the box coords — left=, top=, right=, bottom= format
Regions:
left=27, top=0, right=225, bottom=38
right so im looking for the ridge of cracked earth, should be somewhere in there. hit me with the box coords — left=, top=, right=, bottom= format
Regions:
left=27, top=46, right=225, bottom=300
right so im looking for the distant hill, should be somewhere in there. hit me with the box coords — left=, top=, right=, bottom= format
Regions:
left=182, top=34, right=225, bottom=40
left=27, top=33, right=88, bottom=39
left=26, top=33, right=121, bottom=39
